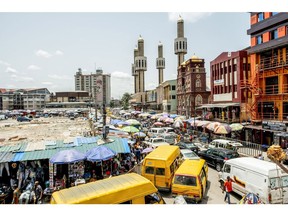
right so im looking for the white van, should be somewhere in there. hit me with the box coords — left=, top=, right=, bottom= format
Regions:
left=208, top=139, right=243, bottom=151
left=218, top=157, right=288, bottom=204
left=159, top=133, right=175, bottom=145
left=162, top=127, right=174, bottom=133
left=148, top=128, right=165, bottom=137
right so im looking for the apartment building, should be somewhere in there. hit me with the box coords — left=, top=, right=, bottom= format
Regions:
left=74, top=68, right=111, bottom=106
left=0, top=88, right=50, bottom=110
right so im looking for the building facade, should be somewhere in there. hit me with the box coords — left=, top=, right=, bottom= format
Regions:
left=243, top=12, right=288, bottom=146
left=177, top=55, right=211, bottom=117
left=156, top=79, right=177, bottom=113
left=74, top=68, right=111, bottom=106
left=247, top=12, right=288, bottom=122
left=0, top=88, right=50, bottom=110
left=210, top=50, right=250, bottom=122
left=50, top=91, right=90, bottom=103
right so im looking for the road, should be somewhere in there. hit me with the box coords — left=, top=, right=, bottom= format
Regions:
left=161, top=166, right=242, bottom=204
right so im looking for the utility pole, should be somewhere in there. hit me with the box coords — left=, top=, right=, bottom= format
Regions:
left=94, top=86, right=97, bottom=122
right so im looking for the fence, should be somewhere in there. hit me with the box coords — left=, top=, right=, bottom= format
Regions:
left=191, top=131, right=263, bottom=157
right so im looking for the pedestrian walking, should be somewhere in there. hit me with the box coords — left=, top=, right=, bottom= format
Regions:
left=223, top=176, right=233, bottom=204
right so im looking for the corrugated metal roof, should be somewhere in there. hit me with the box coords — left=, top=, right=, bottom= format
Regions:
left=0, top=151, right=14, bottom=163
left=25, top=142, right=46, bottom=151
left=1, top=136, right=130, bottom=162
left=12, top=152, right=24, bottom=162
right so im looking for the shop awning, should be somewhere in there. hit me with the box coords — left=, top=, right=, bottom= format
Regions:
left=244, top=125, right=278, bottom=133
left=197, top=103, right=240, bottom=109
left=0, top=151, right=14, bottom=163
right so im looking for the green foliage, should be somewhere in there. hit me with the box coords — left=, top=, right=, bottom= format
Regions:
left=121, top=92, right=132, bottom=110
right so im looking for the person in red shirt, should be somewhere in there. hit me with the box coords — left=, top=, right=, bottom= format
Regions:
left=223, top=176, right=233, bottom=204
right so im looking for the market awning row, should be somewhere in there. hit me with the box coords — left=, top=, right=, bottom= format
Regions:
left=196, top=103, right=240, bottom=109
left=3, top=136, right=131, bottom=163
left=0, top=151, right=14, bottom=163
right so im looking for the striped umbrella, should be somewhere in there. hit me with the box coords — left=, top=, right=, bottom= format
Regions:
left=206, top=122, right=222, bottom=131
left=214, top=124, right=232, bottom=134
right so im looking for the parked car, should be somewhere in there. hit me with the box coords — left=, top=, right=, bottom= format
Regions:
left=143, top=137, right=170, bottom=148
left=176, top=141, right=200, bottom=154
left=16, top=116, right=32, bottom=122
left=197, top=148, right=239, bottom=171
left=180, top=149, right=200, bottom=160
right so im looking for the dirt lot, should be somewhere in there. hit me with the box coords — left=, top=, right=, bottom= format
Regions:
left=0, top=117, right=90, bottom=146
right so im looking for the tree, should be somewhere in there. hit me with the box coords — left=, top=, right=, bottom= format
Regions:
left=109, top=100, right=115, bottom=108
left=121, top=92, right=132, bottom=110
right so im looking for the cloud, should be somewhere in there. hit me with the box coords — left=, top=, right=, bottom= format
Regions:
left=0, top=60, right=10, bottom=66
left=41, top=81, right=53, bottom=85
left=27, top=64, right=41, bottom=70
left=168, top=12, right=213, bottom=23
left=55, top=50, right=64, bottom=56
left=111, top=71, right=131, bottom=79
left=5, top=67, right=18, bottom=73
left=35, top=49, right=52, bottom=58
left=10, top=74, right=34, bottom=82
left=48, top=74, right=72, bottom=80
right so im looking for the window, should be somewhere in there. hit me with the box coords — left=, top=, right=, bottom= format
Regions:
left=156, top=168, right=165, bottom=176
left=257, top=12, right=264, bottom=22
left=195, top=94, right=203, bottom=106
left=145, top=193, right=161, bottom=204
left=145, top=167, right=154, bottom=174
left=174, top=175, right=197, bottom=186
left=120, top=200, right=132, bottom=204
left=257, top=35, right=263, bottom=44
left=196, top=79, right=201, bottom=88
left=172, top=95, right=176, bottom=99
left=270, top=29, right=278, bottom=40
left=171, top=85, right=176, bottom=90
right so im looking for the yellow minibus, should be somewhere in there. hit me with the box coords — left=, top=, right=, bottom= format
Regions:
left=141, top=145, right=182, bottom=191
left=172, top=159, right=208, bottom=203
left=50, top=173, right=165, bottom=204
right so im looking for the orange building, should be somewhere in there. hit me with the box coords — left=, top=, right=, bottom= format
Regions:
left=245, top=12, right=288, bottom=146
left=247, top=12, right=288, bottom=122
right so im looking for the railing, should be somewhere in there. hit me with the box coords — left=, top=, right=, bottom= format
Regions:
left=258, top=54, right=288, bottom=71
left=192, top=131, right=263, bottom=157
left=210, top=135, right=263, bottom=157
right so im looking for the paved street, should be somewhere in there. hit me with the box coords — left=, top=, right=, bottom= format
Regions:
left=162, top=166, right=242, bottom=204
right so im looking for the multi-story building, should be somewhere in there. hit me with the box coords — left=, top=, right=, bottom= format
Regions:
left=245, top=12, right=288, bottom=145
left=74, top=68, right=111, bottom=106
left=0, top=88, right=50, bottom=110
left=156, top=79, right=177, bottom=113
left=50, top=91, right=90, bottom=103
left=210, top=50, right=250, bottom=123
left=177, top=55, right=211, bottom=117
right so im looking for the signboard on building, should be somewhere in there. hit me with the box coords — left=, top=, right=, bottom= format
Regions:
left=95, top=76, right=103, bottom=103
left=262, top=121, right=287, bottom=132
left=214, top=79, right=224, bottom=86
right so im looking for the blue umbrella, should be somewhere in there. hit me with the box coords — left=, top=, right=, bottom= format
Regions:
left=133, top=132, right=147, bottom=138
left=239, top=193, right=262, bottom=204
left=85, top=146, right=116, bottom=162
left=169, top=114, right=178, bottom=119
left=49, top=149, right=86, bottom=164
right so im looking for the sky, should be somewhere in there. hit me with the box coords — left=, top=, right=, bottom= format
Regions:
left=0, top=0, right=287, bottom=102
left=0, top=12, right=251, bottom=99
